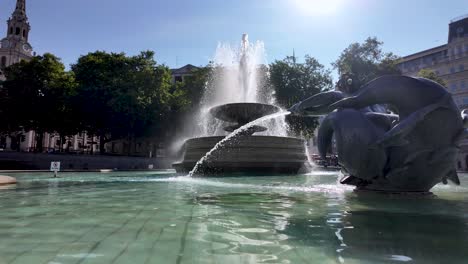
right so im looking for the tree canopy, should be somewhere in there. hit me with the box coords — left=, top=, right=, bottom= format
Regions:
left=0, top=38, right=408, bottom=152
left=72, top=50, right=187, bottom=153
left=175, top=65, right=212, bottom=109
left=332, top=37, right=401, bottom=88
left=1, top=54, right=77, bottom=150
left=269, top=55, right=333, bottom=137
left=417, top=68, right=447, bottom=87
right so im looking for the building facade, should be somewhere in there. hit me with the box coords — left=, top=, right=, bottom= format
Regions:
left=0, top=0, right=33, bottom=81
left=171, top=64, right=199, bottom=83
left=0, top=0, right=36, bottom=152
left=0, top=0, right=100, bottom=154
left=398, top=15, right=468, bottom=170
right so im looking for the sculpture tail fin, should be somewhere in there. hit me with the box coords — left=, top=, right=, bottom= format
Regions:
left=317, top=113, right=335, bottom=159
left=447, top=170, right=461, bottom=185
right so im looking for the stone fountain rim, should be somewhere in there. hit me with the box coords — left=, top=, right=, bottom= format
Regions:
left=184, top=135, right=306, bottom=143
left=209, top=102, right=282, bottom=123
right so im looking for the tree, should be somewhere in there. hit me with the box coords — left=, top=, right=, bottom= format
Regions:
left=1, top=53, right=77, bottom=152
left=176, top=65, right=212, bottom=108
left=269, top=55, right=333, bottom=137
left=332, top=37, right=401, bottom=88
left=417, top=68, right=447, bottom=87
left=72, top=51, right=187, bottom=154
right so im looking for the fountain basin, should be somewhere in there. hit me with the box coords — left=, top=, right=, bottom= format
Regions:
left=173, top=136, right=308, bottom=174
left=210, top=103, right=280, bottom=125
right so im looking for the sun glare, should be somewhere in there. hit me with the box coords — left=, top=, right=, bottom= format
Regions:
left=292, top=0, right=344, bottom=16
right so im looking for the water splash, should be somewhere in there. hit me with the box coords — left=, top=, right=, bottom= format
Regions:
left=304, top=141, right=316, bottom=170
left=188, top=111, right=291, bottom=177
left=196, top=34, right=288, bottom=137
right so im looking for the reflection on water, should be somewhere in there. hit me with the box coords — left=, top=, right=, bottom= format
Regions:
left=0, top=171, right=467, bottom=263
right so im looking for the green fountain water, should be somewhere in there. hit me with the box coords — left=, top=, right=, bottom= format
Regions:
left=0, top=171, right=467, bottom=263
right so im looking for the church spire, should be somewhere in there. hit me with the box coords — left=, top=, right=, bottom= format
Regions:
left=0, top=0, right=33, bottom=79
left=13, top=0, right=27, bottom=20
left=4, top=0, right=31, bottom=43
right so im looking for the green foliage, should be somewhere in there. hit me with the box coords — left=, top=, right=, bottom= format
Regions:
left=175, top=65, right=212, bottom=109
left=1, top=54, right=77, bottom=139
left=72, top=51, right=186, bottom=153
left=269, top=55, right=333, bottom=138
left=332, top=37, right=401, bottom=88
left=417, top=68, right=447, bottom=87
left=270, top=55, right=333, bottom=108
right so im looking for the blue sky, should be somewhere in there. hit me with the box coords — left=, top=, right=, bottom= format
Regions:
left=1, top=0, right=467, bottom=78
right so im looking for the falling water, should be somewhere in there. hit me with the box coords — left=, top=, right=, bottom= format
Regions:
left=188, top=111, right=291, bottom=177
left=197, top=34, right=288, bottom=137
left=304, top=141, right=316, bottom=169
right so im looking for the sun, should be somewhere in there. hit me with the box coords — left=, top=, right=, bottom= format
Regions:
left=292, top=0, right=344, bottom=16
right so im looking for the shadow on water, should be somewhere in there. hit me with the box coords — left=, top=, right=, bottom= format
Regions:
left=286, top=192, right=468, bottom=263
left=191, top=189, right=468, bottom=263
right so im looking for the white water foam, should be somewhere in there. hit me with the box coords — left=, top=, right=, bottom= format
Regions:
left=137, top=174, right=353, bottom=195
left=196, top=34, right=288, bottom=137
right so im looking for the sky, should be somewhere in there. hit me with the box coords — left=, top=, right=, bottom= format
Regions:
left=1, top=0, right=467, bottom=79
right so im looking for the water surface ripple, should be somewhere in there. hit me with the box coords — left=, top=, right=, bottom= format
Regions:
left=0, top=171, right=467, bottom=263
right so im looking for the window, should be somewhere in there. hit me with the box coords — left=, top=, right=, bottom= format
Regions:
left=22, top=30, right=25, bottom=37
left=175, top=76, right=183, bottom=82
left=450, top=83, right=457, bottom=91
left=460, top=64, right=465, bottom=72
left=450, top=67, right=456, bottom=74
left=9, top=27, right=13, bottom=34
left=0, top=57, right=6, bottom=68
left=15, top=27, right=20, bottom=35
left=461, top=80, right=466, bottom=89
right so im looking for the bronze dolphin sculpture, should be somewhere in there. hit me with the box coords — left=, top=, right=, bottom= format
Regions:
left=291, top=75, right=464, bottom=192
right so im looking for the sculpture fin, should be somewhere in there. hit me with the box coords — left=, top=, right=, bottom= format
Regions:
left=372, top=93, right=452, bottom=148
left=452, top=128, right=468, bottom=144
left=428, top=147, right=458, bottom=165
left=447, top=170, right=460, bottom=185
left=384, top=165, right=410, bottom=179
left=369, top=137, right=409, bottom=149
left=365, top=112, right=399, bottom=131
left=290, top=91, right=345, bottom=116
left=340, top=175, right=363, bottom=186
left=329, top=96, right=360, bottom=111
left=317, top=113, right=336, bottom=159
left=442, top=177, right=448, bottom=185
left=401, top=149, right=432, bottom=165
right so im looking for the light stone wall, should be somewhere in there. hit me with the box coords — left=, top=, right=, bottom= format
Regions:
left=398, top=20, right=468, bottom=171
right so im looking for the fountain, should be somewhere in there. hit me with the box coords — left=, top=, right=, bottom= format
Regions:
left=172, top=35, right=309, bottom=175
left=289, top=74, right=465, bottom=192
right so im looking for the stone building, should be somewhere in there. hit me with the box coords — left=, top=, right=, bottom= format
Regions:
left=398, top=14, right=468, bottom=170
left=0, top=0, right=33, bottom=81
left=0, top=0, right=36, bottom=151
left=171, top=64, right=199, bottom=83
left=0, top=0, right=100, bottom=154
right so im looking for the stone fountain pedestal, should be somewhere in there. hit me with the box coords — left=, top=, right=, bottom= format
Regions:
left=173, top=103, right=309, bottom=175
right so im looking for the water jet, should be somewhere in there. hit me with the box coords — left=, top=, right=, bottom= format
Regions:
left=173, top=35, right=309, bottom=175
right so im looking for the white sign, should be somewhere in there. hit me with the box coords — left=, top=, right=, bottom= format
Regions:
left=50, top=161, right=61, bottom=172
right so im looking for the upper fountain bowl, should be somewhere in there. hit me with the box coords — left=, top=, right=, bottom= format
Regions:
left=209, top=103, right=281, bottom=125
